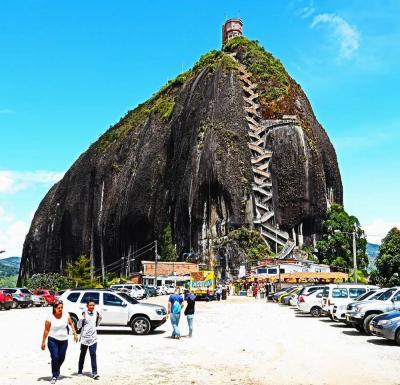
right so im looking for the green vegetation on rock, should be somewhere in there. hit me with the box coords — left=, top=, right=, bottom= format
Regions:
left=97, top=50, right=238, bottom=152
left=224, top=36, right=290, bottom=104
left=217, top=226, right=271, bottom=265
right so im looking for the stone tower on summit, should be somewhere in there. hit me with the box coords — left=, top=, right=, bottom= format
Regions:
left=222, top=18, right=243, bottom=45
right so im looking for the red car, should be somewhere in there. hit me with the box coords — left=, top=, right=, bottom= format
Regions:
left=0, top=289, right=13, bottom=310
left=32, top=289, right=57, bottom=305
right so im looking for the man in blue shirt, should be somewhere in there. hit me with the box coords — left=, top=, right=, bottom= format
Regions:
left=168, top=287, right=184, bottom=339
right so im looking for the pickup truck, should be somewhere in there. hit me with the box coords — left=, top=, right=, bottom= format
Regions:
left=345, top=287, right=400, bottom=334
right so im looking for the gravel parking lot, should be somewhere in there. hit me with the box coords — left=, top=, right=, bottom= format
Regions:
left=1, top=296, right=399, bottom=385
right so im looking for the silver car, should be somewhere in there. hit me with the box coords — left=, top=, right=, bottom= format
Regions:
left=370, top=311, right=400, bottom=344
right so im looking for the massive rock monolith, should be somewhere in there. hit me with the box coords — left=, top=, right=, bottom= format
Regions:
left=19, top=37, right=342, bottom=282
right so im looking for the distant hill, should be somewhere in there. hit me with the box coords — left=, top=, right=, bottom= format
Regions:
left=0, top=257, right=21, bottom=277
left=367, top=243, right=379, bottom=271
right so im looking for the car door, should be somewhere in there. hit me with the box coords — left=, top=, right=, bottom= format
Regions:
left=391, top=290, right=400, bottom=310
left=101, top=292, right=129, bottom=325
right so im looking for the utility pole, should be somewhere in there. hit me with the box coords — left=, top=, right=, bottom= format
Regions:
left=154, top=240, right=158, bottom=287
left=275, top=224, right=279, bottom=255
left=126, top=253, right=130, bottom=279
left=353, top=230, right=358, bottom=284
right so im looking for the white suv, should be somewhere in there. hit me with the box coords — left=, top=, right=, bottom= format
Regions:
left=60, top=289, right=167, bottom=335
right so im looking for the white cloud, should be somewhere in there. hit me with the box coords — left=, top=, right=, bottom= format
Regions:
left=311, top=13, right=360, bottom=59
left=0, top=170, right=64, bottom=194
left=0, top=108, right=16, bottom=115
left=364, top=219, right=400, bottom=245
left=0, top=206, right=29, bottom=258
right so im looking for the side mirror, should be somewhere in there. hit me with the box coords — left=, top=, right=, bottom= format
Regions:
left=121, top=302, right=127, bottom=307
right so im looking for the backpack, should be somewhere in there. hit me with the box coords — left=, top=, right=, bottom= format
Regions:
left=172, top=300, right=182, bottom=314
left=77, top=311, right=100, bottom=334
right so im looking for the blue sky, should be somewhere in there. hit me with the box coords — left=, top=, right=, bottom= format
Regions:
left=1, top=0, right=399, bottom=257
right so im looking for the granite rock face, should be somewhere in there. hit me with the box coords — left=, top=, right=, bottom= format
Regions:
left=19, top=40, right=342, bottom=281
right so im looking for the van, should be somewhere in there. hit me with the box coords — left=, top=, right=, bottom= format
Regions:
left=322, top=284, right=378, bottom=318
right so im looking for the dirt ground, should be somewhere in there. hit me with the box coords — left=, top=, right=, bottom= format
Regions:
left=1, top=295, right=400, bottom=385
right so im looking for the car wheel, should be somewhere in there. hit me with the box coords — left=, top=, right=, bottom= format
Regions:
left=395, top=329, right=400, bottom=346
left=363, top=314, right=376, bottom=335
left=131, top=316, right=151, bottom=335
left=12, top=300, right=19, bottom=309
left=310, top=306, right=322, bottom=317
left=354, top=324, right=365, bottom=333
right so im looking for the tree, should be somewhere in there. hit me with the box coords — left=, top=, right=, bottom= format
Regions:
left=316, top=204, right=368, bottom=270
left=65, top=255, right=95, bottom=288
left=374, top=227, right=400, bottom=286
left=160, top=224, right=177, bottom=261
left=26, top=273, right=73, bottom=290
left=217, top=226, right=271, bottom=266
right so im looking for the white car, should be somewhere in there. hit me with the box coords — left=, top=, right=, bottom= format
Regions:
left=109, top=284, right=138, bottom=298
left=297, top=289, right=324, bottom=317
left=133, top=284, right=146, bottom=299
left=166, top=285, right=175, bottom=294
left=321, top=284, right=379, bottom=318
left=332, top=289, right=385, bottom=322
left=60, top=289, right=167, bottom=335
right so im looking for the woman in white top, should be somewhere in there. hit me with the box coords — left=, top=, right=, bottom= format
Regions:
left=41, top=300, right=78, bottom=384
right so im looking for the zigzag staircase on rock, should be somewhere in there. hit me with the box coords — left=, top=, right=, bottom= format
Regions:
left=227, top=52, right=295, bottom=259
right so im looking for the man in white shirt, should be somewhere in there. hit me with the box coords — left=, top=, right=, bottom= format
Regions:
left=77, top=299, right=102, bottom=379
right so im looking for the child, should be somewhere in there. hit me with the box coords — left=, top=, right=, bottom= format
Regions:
left=77, top=298, right=102, bottom=379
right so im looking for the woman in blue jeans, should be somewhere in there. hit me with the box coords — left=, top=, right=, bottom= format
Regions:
left=41, top=300, right=78, bottom=384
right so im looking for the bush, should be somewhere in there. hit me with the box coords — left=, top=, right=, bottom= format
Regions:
left=26, top=273, right=73, bottom=291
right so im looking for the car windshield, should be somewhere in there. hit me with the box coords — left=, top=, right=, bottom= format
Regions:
left=118, top=293, right=139, bottom=304
left=355, top=291, right=375, bottom=301
left=20, top=289, right=31, bottom=294
left=370, top=291, right=385, bottom=300
left=379, top=289, right=396, bottom=301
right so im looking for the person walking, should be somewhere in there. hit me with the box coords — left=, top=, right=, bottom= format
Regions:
left=184, top=291, right=196, bottom=337
left=216, top=285, right=222, bottom=301
left=41, top=300, right=78, bottom=384
left=253, top=284, right=259, bottom=299
left=168, top=287, right=184, bottom=339
left=77, top=298, right=102, bottom=379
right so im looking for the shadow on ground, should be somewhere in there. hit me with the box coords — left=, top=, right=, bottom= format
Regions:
left=367, top=338, right=397, bottom=346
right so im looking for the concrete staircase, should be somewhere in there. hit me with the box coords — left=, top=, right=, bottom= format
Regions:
left=227, top=52, right=295, bottom=259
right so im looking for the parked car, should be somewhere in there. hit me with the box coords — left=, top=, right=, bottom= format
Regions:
left=272, top=286, right=297, bottom=302
left=297, top=289, right=324, bottom=317
left=157, top=286, right=167, bottom=295
left=60, top=289, right=167, bottom=335
left=165, top=285, right=176, bottom=295
left=321, top=284, right=378, bottom=318
left=55, top=290, right=66, bottom=299
left=133, top=285, right=146, bottom=299
left=32, top=289, right=57, bottom=305
left=332, top=289, right=384, bottom=322
left=109, top=284, right=139, bottom=299
left=144, top=286, right=158, bottom=297
left=282, top=287, right=302, bottom=305
left=0, top=289, right=13, bottom=310
left=298, top=285, right=327, bottom=297
left=278, top=286, right=302, bottom=303
left=30, top=292, right=46, bottom=307
left=346, top=287, right=400, bottom=334
left=1, top=288, right=32, bottom=308
left=369, top=311, right=400, bottom=344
